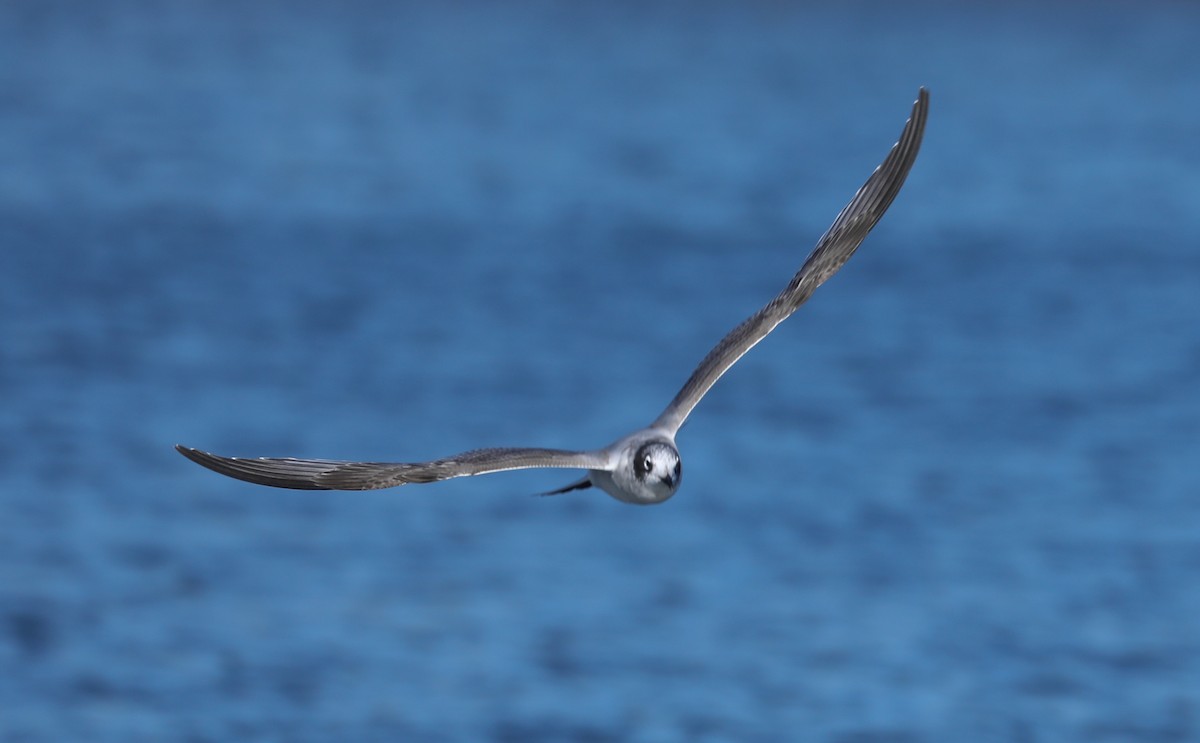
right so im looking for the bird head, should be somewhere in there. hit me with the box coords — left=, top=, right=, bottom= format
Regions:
left=633, top=441, right=682, bottom=500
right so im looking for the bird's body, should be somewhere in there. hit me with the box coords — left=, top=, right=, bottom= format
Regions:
left=177, top=88, right=930, bottom=505
left=586, top=431, right=681, bottom=505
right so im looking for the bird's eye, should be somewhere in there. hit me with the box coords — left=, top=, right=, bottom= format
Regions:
left=643, top=457, right=653, bottom=472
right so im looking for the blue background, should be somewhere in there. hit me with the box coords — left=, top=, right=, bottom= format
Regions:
left=2, top=2, right=1199, bottom=741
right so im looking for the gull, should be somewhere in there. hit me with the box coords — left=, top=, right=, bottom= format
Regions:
left=177, top=88, right=929, bottom=505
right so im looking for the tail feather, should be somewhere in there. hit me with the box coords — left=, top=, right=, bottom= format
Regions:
left=539, top=476, right=593, bottom=496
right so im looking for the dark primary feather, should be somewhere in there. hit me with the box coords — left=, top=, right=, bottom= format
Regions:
left=175, top=445, right=605, bottom=491
left=653, top=88, right=929, bottom=434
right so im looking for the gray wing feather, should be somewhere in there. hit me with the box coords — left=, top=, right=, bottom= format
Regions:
left=176, top=444, right=610, bottom=491
left=653, top=88, right=929, bottom=435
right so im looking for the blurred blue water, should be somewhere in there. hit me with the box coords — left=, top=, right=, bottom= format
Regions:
left=2, top=2, right=1199, bottom=741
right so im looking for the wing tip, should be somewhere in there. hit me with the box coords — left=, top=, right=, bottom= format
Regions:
left=175, top=443, right=210, bottom=466
left=911, top=87, right=931, bottom=137
left=174, top=443, right=333, bottom=490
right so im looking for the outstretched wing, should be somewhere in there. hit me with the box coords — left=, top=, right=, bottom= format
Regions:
left=175, top=444, right=611, bottom=491
left=652, top=88, right=929, bottom=435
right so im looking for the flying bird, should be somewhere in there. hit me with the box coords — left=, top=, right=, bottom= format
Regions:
left=177, top=88, right=929, bottom=504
